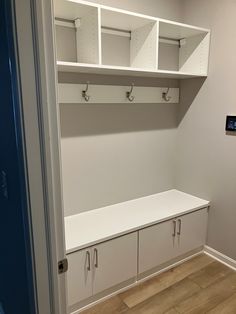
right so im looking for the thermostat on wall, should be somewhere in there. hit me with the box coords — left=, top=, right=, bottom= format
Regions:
left=226, top=116, right=236, bottom=132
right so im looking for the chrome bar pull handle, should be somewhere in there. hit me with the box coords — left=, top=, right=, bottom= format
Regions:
left=86, top=251, right=91, bottom=271
left=177, top=219, right=182, bottom=235
left=172, top=220, right=177, bottom=237
left=94, top=248, right=98, bottom=268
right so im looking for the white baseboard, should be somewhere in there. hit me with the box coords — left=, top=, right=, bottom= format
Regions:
left=204, top=245, right=236, bottom=271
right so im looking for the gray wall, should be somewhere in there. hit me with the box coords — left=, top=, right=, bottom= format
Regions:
left=60, top=74, right=179, bottom=215
left=176, top=0, right=236, bottom=259
left=59, top=0, right=182, bottom=216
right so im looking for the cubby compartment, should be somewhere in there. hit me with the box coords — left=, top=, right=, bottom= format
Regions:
left=55, top=24, right=77, bottom=62
left=101, top=8, right=158, bottom=70
left=158, top=21, right=210, bottom=75
left=54, top=1, right=100, bottom=64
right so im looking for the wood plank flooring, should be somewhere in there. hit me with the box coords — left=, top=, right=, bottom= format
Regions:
left=82, top=254, right=236, bottom=314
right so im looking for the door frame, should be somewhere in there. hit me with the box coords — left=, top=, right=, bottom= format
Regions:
left=12, top=0, right=67, bottom=313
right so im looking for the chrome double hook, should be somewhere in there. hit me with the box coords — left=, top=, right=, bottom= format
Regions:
left=82, top=82, right=90, bottom=102
left=126, top=83, right=135, bottom=102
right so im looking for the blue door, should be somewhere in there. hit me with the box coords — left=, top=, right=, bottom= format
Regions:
left=0, top=1, right=36, bottom=313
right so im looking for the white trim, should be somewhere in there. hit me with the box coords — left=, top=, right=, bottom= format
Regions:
left=33, top=0, right=68, bottom=312
left=204, top=246, right=236, bottom=271
left=70, top=250, right=203, bottom=313
left=10, top=2, right=39, bottom=312
left=14, top=0, right=67, bottom=313
left=14, top=1, right=53, bottom=313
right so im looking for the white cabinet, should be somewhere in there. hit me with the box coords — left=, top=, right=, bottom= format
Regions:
left=67, top=208, right=208, bottom=307
left=67, top=248, right=92, bottom=306
left=93, top=233, right=137, bottom=294
left=139, top=208, right=208, bottom=275
left=175, top=208, right=208, bottom=256
left=67, top=233, right=137, bottom=307
left=139, top=219, right=178, bottom=274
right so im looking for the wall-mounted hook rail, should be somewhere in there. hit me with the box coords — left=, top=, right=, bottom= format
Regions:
left=82, top=82, right=90, bottom=102
left=162, top=87, right=172, bottom=102
left=126, top=83, right=135, bottom=102
left=59, top=84, right=179, bottom=104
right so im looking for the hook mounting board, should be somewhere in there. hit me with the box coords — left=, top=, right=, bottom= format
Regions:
left=58, top=84, right=179, bottom=104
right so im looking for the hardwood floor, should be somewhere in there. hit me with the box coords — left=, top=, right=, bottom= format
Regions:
left=82, top=254, right=236, bottom=314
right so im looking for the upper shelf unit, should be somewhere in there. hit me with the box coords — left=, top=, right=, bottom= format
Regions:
left=54, top=0, right=211, bottom=79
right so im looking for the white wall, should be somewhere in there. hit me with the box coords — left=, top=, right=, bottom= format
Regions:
left=176, top=0, right=236, bottom=259
left=59, top=0, right=182, bottom=215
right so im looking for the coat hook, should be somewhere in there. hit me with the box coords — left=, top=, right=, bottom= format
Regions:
left=162, top=87, right=171, bottom=102
left=126, top=83, right=135, bottom=102
left=82, top=81, right=90, bottom=102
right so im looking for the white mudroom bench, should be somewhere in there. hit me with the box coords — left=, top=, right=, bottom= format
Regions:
left=65, top=189, right=210, bottom=313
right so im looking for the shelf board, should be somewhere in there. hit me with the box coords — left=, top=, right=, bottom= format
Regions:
left=101, top=8, right=156, bottom=31
left=159, top=20, right=209, bottom=40
left=57, top=61, right=207, bottom=79
left=54, top=0, right=97, bottom=20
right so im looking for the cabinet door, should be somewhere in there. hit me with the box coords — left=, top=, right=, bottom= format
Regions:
left=139, top=220, right=177, bottom=274
left=92, top=233, right=137, bottom=295
left=67, top=248, right=92, bottom=306
left=176, top=208, right=208, bottom=256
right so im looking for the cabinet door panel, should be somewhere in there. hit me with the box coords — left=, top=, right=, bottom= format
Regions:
left=67, top=248, right=92, bottom=306
left=177, top=208, right=208, bottom=256
left=92, top=233, right=137, bottom=295
left=139, top=220, right=177, bottom=274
